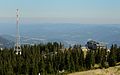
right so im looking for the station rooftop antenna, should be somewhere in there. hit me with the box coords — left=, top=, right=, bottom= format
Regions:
left=14, top=9, right=21, bottom=55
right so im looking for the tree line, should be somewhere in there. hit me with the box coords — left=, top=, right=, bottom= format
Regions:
left=0, top=42, right=120, bottom=75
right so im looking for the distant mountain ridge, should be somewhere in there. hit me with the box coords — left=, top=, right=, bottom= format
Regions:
left=0, top=36, right=14, bottom=48
left=0, top=24, right=120, bottom=48
left=0, top=34, right=47, bottom=47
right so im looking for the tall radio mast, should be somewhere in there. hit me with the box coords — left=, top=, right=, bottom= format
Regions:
left=14, top=9, right=21, bottom=55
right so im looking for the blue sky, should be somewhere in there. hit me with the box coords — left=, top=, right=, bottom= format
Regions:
left=0, top=0, right=120, bottom=24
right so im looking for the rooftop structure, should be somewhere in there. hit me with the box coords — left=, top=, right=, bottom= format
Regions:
left=86, top=40, right=106, bottom=50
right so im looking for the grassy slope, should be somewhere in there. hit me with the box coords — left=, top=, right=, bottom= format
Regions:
left=68, top=66, right=120, bottom=75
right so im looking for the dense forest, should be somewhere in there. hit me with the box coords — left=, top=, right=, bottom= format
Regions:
left=0, top=42, right=120, bottom=75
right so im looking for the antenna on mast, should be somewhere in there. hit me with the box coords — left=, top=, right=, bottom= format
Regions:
left=14, top=9, right=21, bottom=55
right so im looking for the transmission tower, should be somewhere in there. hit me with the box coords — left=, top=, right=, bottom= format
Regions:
left=14, top=9, right=21, bottom=55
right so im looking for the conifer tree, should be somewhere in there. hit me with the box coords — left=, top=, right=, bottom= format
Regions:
left=108, top=45, right=117, bottom=66
left=85, top=50, right=95, bottom=69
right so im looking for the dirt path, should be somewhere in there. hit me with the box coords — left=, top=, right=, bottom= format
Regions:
left=68, top=66, right=120, bottom=75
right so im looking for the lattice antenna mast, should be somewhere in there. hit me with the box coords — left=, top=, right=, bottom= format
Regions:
left=14, top=9, right=21, bottom=55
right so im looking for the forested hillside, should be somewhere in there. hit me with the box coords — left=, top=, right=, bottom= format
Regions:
left=0, top=36, right=14, bottom=48
left=0, top=42, right=120, bottom=75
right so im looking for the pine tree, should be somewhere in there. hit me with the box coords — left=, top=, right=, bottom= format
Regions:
left=117, top=47, right=120, bottom=62
left=64, top=51, right=71, bottom=71
left=108, top=45, right=117, bottom=66
left=85, top=50, right=95, bottom=69
left=70, top=57, right=75, bottom=72
left=38, top=57, right=45, bottom=75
